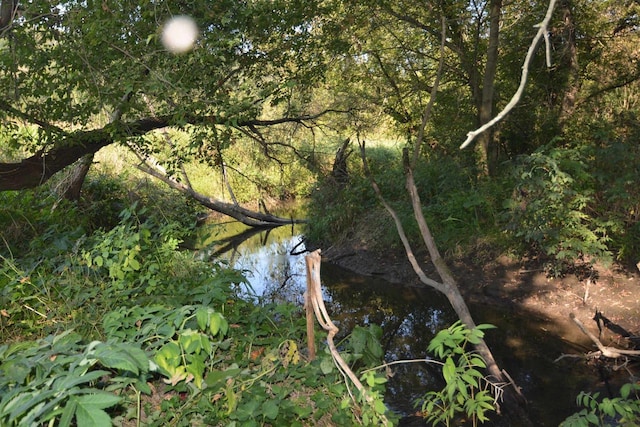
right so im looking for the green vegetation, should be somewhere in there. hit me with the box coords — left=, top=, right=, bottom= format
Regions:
left=309, top=132, right=640, bottom=274
left=560, top=383, right=640, bottom=427
left=0, top=189, right=393, bottom=426
left=2, top=0, right=640, bottom=425
left=417, top=321, right=497, bottom=427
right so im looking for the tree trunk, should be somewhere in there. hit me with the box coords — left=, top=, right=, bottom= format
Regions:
left=331, top=138, right=351, bottom=186
left=477, top=0, right=502, bottom=176
left=557, top=0, right=580, bottom=129
left=404, top=163, right=530, bottom=422
left=137, top=159, right=304, bottom=227
left=59, top=154, right=94, bottom=201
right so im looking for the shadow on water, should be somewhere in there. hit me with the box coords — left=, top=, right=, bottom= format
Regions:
left=197, top=222, right=605, bottom=426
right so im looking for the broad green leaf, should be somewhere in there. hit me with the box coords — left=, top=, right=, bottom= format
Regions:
left=54, top=370, right=109, bottom=391
left=75, top=393, right=121, bottom=410
left=93, top=343, right=149, bottom=375
left=179, top=329, right=204, bottom=354
left=186, top=358, right=205, bottom=388
left=196, top=307, right=210, bottom=331
left=262, top=399, right=279, bottom=420
left=155, top=342, right=181, bottom=374
left=128, top=257, right=140, bottom=271
left=320, top=357, right=334, bottom=375
left=209, top=312, right=228, bottom=337
left=205, top=367, right=242, bottom=389
left=620, top=383, right=632, bottom=399
left=374, top=398, right=386, bottom=414
left=59, top=398, right=77, bottom=427
left=74, top=401, right=113, bottom=426
left=7, top=390, right=57, bottom=422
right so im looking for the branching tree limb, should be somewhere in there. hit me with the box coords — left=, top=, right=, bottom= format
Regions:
left=359, top=15, right=530, bottom=421
left=460, top=0, right=557, bottom=149
left=570, top=314, right=640, bottom=359
left=0, top=103, right=347, bottom=191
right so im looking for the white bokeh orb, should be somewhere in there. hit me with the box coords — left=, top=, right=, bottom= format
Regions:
left=161, top=16, right=199, bottom=54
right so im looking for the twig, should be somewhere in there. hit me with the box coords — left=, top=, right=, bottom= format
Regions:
left=460, top=0, right=558, bottom=149
left=23, top=304, right=47, bottom=319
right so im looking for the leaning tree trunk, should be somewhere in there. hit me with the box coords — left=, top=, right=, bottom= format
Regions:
left=57, top=153, right=94, bottom=201
left=361, top=143, right=529, bottom=422
left=356, top=12, right=531, bottom=421
left=135, top=149, right=304, bottom=227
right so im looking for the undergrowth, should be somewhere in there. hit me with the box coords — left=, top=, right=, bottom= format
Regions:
left=308, top=137, right=640, bottom=274
left=0, top=188, right=394, bottom=426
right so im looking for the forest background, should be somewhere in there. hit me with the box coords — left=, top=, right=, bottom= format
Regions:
left=1, top=0, right=639, bottom=426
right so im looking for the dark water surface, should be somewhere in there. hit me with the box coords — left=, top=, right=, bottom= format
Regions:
left=197, top=221, right=605, bottom=426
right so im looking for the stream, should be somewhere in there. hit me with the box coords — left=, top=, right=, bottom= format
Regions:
left=197, top=220, right=605, bottom=426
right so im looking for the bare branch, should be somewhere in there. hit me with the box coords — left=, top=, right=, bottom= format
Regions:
left=570, top=314, right=640, bottom=359
left=460, top=0, right=557, bottom=149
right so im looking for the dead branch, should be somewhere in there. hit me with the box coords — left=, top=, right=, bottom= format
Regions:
left=570, top=313, right=640, bottom=359
left=460, top=0, right=557, bottom=149
left=304, top=250, right=391, bottom=426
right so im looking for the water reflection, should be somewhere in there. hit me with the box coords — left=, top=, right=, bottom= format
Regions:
left=197, top=220, right=309, bottom=304
left=198, top=222, right=602, bottom=425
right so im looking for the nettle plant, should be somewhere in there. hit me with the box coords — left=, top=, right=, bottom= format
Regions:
left=80, top=205, right=183, bottom=296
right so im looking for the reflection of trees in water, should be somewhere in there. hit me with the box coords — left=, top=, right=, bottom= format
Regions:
left=259, top=242, right=307, bottom=305
left=200, top=228, right=603, bottom=421
left=320, top=263, right=458, bottom=414
left=198, top=221, right=307, bottom=304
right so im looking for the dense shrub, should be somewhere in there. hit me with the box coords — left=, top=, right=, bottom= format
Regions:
left=502, top=142, right=614, bottom=273
left=0, top=195, right=394, bottom=426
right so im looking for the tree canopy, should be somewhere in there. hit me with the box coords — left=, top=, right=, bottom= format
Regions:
left=1, top=0, right=639, bottom=198
left=0, top=0, right=339, bottom=191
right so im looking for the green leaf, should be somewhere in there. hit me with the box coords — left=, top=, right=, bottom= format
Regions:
left=320, top=357, right=334, bottom=374
left=155, top=342, right=181, bottom=374
left=461, top=372, right=479, bottom=388
left=6, top=390, right=56, bottom=423
left=374, top=398, right=386, bottom=414
left=59, top=398, right=77, bottom=427
left=74, top=398, right=114, bottom=427
left=205, top=367, right=242, bottom=389
left=209, top=312, right=228, bottom=337
left=75, top=392, right=121, bottom=410
left=186, top=357, right=205, bottom=388
left=262, top=399, right=280, bottom=420
left=601, top=398, right=615, bottom=417
left=179, top=329, right=204, bottom=354
left=620, top=383, right=632, bottom=399
left=469, top=356, right=487, bottom=368
left=585, top=412, right=599, bottom=424
left=196, top=307, right=210, bottom=331
left=442, top=357, right=456, bottom=384
left=54, top=370, right=109, bottom=391
left=93, top=343, right=149, bottom=375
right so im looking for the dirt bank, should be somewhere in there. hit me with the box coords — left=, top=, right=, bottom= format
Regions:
left=321, top=243, right=640, bottom=352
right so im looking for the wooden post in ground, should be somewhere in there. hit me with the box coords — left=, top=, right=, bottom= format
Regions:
left=304, top=270, right=316, bottom=360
